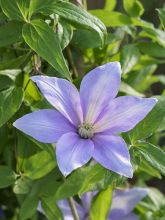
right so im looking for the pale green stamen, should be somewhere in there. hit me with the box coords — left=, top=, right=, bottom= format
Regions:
left=78, top=123, right=94, bottom=139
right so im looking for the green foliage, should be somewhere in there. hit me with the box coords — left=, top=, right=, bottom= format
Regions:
left=41, top=198, right=63, bottom=220
left=157, top=9, right=165, bottom=29
left=129, top=96, right=165, bottom=142
left=123, top=0, right=144, bottom=17
left=90, top=187, right=113, bottom=220
left=0, top=0, right=165, bottom=219
left=0, top=0, right=30, bottom=21
left=121, top=44, right=140, bottom=74
left=19, top=194, right=39, bottom=220
left=23, top=150, right=56, bottom=180
left=0, top=21, right=23, bottom=47
left=29, top=0, right=106, bottom=47
left=0, top=70, right=24, bottom=127
left=0, top=165, right=16, bottom=188
left=134, top=142, right=165, bottom=175
left=23, top=20, right=71, bottom=80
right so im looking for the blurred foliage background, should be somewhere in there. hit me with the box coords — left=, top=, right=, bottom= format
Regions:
left=0, top=0, right=165, bottom=219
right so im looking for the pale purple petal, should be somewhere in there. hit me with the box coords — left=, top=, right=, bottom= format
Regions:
left=81, top=191, right=97, bottom=213
left=92, top=135, right=133, bottom=178
left=13, top=110, right=75, bottom=143
left=56, top=132, right=94, bottom=176
left=80, top=62, right=121, bottom=124
left=109, top=188, right=148, bottom=218
left=57, top=200, right=73, bottom=220
left=58, top=200, right=85, bottom=220
left=31, top=76, right=83, bottom=126
left=109, top=213, right=139, bottom=220
left=37, top=202, right=43, bottom=214
left=94, top=96, right=157, bottom=133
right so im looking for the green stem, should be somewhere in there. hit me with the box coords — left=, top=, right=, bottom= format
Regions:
left=68, top=197, right=80, bottom=220
left=24, top=79, right=30, bottom=91
left=66, top=47, right=79, bottom=78
left=82, top=0, right=87, bottom=10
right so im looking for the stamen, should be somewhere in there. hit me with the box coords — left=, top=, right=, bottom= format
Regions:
left=78, top=123, right=94, bottom=139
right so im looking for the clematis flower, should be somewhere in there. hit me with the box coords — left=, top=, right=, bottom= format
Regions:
left=58, top=188, right=148, bottom=220
left=109, top=188, right=148, bottom=220
left=13, top=62, right=157, bottom=177
left=38, top=188, right=148, bottom=220
left=0, top=208, right=4, bottom=218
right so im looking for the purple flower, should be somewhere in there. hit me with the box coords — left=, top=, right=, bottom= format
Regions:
left=13, top=62, right=157, bottom=177
left=0, top=208, right=4, bottom=218
left=109, top=188, right=148, bottom=220
left=52, top=188, right=148, bottom=220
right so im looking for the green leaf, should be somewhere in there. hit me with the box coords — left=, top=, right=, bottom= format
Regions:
left=140, top=27, right=165, bottom=47
left=126, top=65, right=157, bottom=92
left=129, top=96, right=165, bottom=142
left=0, top=21, right=23, bottom=47
left=157, top=9, right=165, bottom=29
left=29, top=1, right=106, bottom=47
left=0, top=165, right=16, bottom=188
left=0, top=0, right=30, bottom=21
left=29, top=0, right=57, bottom=16
left=24, top=134, right=55, bottom=158
left=0, top=84, right=24, bottom=127
left=0, top=54, right=29, bottom=70
left=0, top=69, right=22, bottom=82
left=57, top=20, right=73, bottom=50
left=20, top=195, right=39, bottom=220
left=23, top=74, right=41, bottom=105
left=72, top=29, right=103, bottom=49
left=90, top=11, right=133, bottom=27
left=13, top=176, right=32, bottom=194
left=121, top=44, right=140, bottom=74
left=55, top=164, right=121, bottom=199
left=138, top=42, right=165, bottom=58
left=119, top=81, right=144, bottom=97
left=148, top=188, right=165, bottom=209
left=139, top=159, right=161, bottom=179
left=0, top=74, right=13, bottom=90
left=22, top=20, right=71, bottom=80
left=90, top=187, right=113, bottom=220
left=136, top=55, right=165, bottom=66
left=157, top=117, right=165, bottom=132
left=79, top=164, right=108, bottom=195
left=55, top=166, right=90, bottom=200
left=135, top=142, right=165, bottom=175
left=123, top=0, right=144, bottom=17
left=23, top=151, right=56, bottom=180
left=104, top=0, right=116, bottom=11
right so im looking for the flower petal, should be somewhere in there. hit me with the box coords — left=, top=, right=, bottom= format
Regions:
left=56, top=132, right=94, bottom=176
left=31, top=76, right=83, bottom=126
left=58, top=200, right=84, bottom=220
left=92, top=134, right=133, bottom=178
left=80, top=62, right=121, bottom=124
left=109, top=213, right=139, bottom=220
left=81, top=191, right=97, bottom=213
left=13, top=109, right=75, bottom=143
left=109, top=188, right=148, bottom=218
left=94, top=96, right=157, bottom=133
left=57, top=200, right=73, bottom=220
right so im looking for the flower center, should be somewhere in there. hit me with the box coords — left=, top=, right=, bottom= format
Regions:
left=78, top=123, right=94, bottom=139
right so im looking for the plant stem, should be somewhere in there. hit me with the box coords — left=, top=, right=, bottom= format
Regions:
left=82, top=0, right=87, bottom=10
left=24, top=79, right=30, bottom=91
left=66, top=46, right=79, bottom=78
left=68, top=197, right=80, bottom=220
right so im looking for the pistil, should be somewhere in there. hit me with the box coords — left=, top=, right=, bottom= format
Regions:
left=78, top=123, right=94, bottom=139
